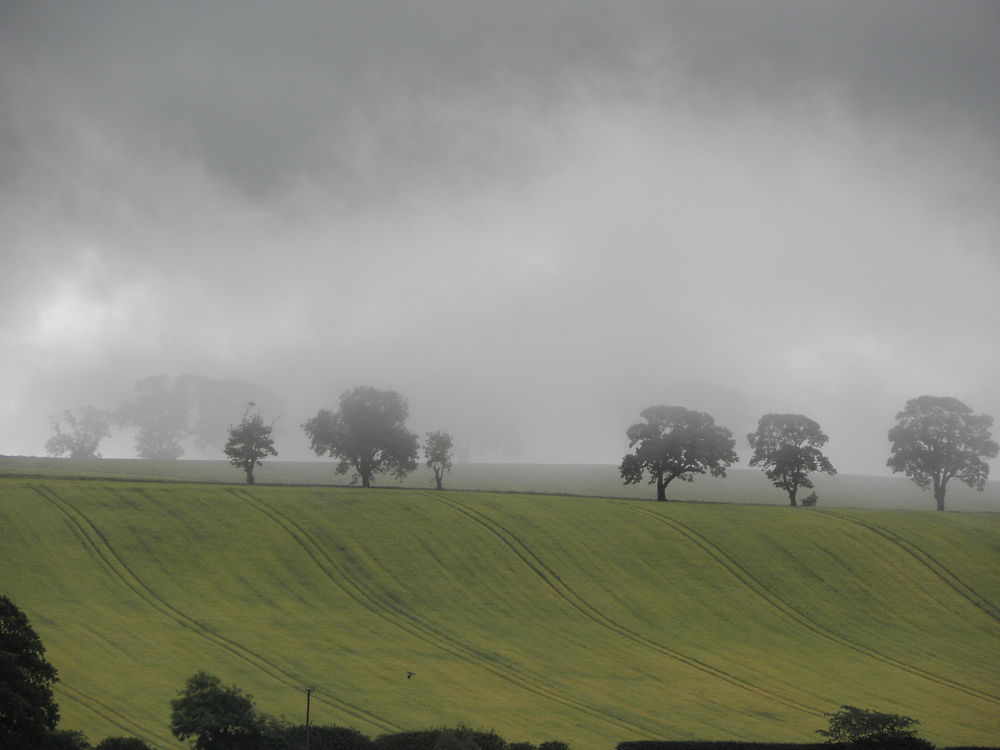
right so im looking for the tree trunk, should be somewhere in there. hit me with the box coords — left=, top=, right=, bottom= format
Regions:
left=245, top=465, right=255, bottom=485
left=362, top=472, right=371, bottom=488
left=788, top=486, right=798, bottom=506
left=934, top=477, right=947, bottom=511
left=656, top=474, right=667, bottom=501
left=434, top=468, right=443, bottom=491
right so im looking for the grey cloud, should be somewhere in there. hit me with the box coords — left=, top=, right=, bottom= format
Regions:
left=1, top=1, right=998, bottom=475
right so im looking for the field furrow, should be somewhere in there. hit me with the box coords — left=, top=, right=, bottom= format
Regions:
left=231, top=488, right=668, bottom=739
left=427, top=491, right=823, bottom=717
left=29, top=484, right=402, bottom=736
left=620, top=503, right=1000, bottom=707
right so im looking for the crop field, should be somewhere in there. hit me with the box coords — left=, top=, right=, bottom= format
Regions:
left=1, top=473, right=999, bottom=750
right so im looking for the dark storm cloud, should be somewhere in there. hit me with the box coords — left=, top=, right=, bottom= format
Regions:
left=1, top=1, right=998, bottom=473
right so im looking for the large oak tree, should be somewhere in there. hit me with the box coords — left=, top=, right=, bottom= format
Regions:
left=303, top=387, right=419, bottom=488
left=887, top=395, right=997, bottom=511
left=747, top=413, right=836, bottom=506
left=620, top=405, right=738, bottom=501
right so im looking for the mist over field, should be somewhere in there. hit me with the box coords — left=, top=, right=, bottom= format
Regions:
left=2, top=1, right=998, bottom=475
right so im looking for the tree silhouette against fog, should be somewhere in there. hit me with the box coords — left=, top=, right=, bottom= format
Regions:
left=748, top=413, right=836, bottom=506
left=223, top=403, right=277, bottom=485
left=887, top=395, right=997, bottom=511
left=115, top=375, right=191, bottom=460
left=303, top=386, right=419, bottom=488
left=45, top=406, right=113, bottom=459
left=424, top=430, right=454, bottom=490
left=620, top=405, right=738, bottom=501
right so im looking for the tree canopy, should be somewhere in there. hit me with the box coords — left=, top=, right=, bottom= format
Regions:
left=170, top=672, right=262, bottom=750
left=45, top=406, right=113, bottom=459
left=747, top=413, right=836, bottom=506
left=303, top=386, right=419, bottom=488
left=424, top=430, right=454, bottom=490
left=887, top=395, right=997, bottom=511
left=817, top=705, right=930, bottom=749
left=115, top=375, right=192, bottom=460
left=223, top=404, right=277, bottom=485
left=620, top=405, right=738, bottom=501
left=0, top=594, right=60, bottom=750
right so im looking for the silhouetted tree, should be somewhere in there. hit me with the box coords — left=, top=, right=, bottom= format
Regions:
left=170, top=672, right=262, bottom=750
left=264, top=721, right=373, bottom=750
left=224, top=404, right=277, bottom=485
left=95, top=738, right=154, bottom=750
left=887, top=395, right=997, bottom=511
left=45, top=406, right=113, bottom=459
left=303, top=387, right=419, bottom=488
left=424, top=430, right=454, bottom=490
left=818, top=705, right=932, bottom=749
left=47, top=729, right=93, bottom=750
left=620, top=405, right=738, bottom=501
left=747, top=413, right=836, bottom=506
left=116, top=375, right=191, bottom=460
left=0, top=595, right=60, bottom=750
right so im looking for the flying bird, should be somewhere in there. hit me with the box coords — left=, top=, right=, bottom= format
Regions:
left=406, top=671, right=415, bottom=679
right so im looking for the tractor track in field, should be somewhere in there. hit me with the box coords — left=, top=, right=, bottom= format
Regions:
left=59, top=681, right=175, bottom=749
left=622, top=503, right=1000, bottom=707
left=423, top=492, right=824, bottom=717
left=228, top=489, right=667, bottom=739
left=29, top=484, right=402, bottom=735
left=816, top=510, right=1000, bottom=626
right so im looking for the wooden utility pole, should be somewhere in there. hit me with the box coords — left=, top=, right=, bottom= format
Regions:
left=305, top=687, right=314, bottom=750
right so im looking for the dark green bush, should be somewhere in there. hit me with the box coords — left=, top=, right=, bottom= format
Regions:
left=95, top=739, right=154, bottom=750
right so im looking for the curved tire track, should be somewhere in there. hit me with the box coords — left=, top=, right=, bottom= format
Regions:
left=423, top=492, right=823, bottom=717
left=59, top=681, right=175, bottom=750
left=817, top=510, right=1000, bottom=624
left=29, top=483, right=400, bottom=735
left=622, top=503, right=1000, bottom=707
left=229, top=488, right=666, bottom=738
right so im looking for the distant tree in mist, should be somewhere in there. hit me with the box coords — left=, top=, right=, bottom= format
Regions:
left=747, top=413, right=836, bottom=506
left=424, top=430, right=454, bottom=490
left=183, top=375, right=281, bottom=455
left=887, top=395, right=997, bottom=511
left=115, top=375, right=191, bottom=460
left=303, top=386, right=419, bottom=488
left=224, top=404, right=277, bottom=485
left=620, top=405, right=738, bottom=501
left=45, top=406, right=113, bottom=459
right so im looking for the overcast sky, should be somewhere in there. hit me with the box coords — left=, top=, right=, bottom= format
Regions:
left=2, top=1, right=998, bottom=474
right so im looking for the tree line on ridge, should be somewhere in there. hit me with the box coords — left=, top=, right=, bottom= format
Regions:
left=43, top=376, right=997, bottom=511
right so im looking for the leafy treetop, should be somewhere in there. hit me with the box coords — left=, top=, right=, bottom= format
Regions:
left=223, top=404, right=278, bottom=485
left=45, top=406, right=113, bottom=459
left=620, top=405, right=738, bottom=501
left=747, top=413, right=836, bottom=506
left=303, top=386, right=419, bottom=488
left=817, top=705, right=930, bottom=749
left=887, top=395, right=997, bottom=511
left=0, top=594, right=60, bottom=750
left=424, top=430, right=454, bottom=490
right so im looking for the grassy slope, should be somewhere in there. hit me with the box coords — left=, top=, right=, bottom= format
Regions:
left=1, top=478, right=998, bottom=750
left=2, top=456, right=999, bottom=511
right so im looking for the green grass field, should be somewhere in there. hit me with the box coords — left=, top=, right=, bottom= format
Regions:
left=1, top=469, right=998, bottom=749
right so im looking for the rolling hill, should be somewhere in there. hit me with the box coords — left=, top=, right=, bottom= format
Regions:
left=1, top=475, right=998, bottom=749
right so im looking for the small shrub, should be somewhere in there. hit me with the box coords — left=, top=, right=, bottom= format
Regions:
left=539, top=741, right=570, bottom=750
